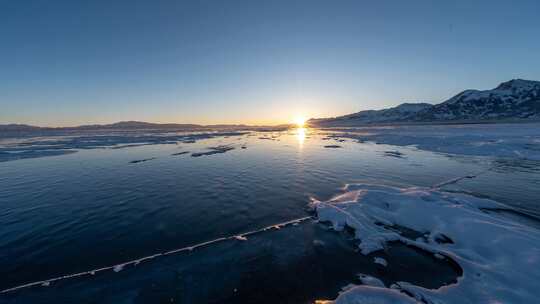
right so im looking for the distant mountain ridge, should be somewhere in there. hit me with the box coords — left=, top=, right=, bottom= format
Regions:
left=309, top=79, right=540, bottom=126
left=0, top=121, right=286, bottom=133
left=0, top=121, right=209, bottom=132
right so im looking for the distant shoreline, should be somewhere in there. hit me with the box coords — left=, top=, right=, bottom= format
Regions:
left=2, top=118, right=540, bottom=135
left=308, top=118, right=540, bottom=129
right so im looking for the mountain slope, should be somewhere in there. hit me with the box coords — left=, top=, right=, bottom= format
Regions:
left=308, top=103, right=432, bottom=127
left=309, top=79, right=540, bottom=126
left=415, top=79, right=540, bottom=121
left=0, top=124, right=43, bottom=131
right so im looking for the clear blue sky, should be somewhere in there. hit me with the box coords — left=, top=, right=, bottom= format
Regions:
left=1, top=0, right=539, bottom=126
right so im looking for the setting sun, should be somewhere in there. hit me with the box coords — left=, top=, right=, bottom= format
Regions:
left=294, top=116, right=306, bottom=127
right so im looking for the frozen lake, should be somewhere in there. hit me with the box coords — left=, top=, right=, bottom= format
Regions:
left=1, top=124, right=539, bottom=303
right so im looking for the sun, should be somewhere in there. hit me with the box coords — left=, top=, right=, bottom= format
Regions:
left=294, top=116, right=306, bottom=128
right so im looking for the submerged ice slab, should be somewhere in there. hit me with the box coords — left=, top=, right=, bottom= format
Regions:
left=171, top=151, right=189, bottom=156
left=382, top=150, right=405, bottom=158
left=324, top=145, right=343, bottom=149
left=0, top=150, right=77, bottom=162
left=331, top=285, right=420, bottom=304
left=313, top=183, right=540, bottom=303
left=129, top=157, right=156, bottom=164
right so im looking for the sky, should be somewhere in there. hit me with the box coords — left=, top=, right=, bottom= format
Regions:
left=1, top=0, right=539, bottom=127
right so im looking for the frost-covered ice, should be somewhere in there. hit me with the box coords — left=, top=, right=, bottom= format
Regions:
left=373, top=257, right=387, bottom=267
left=357, top=274, right=385, bottom=288
left=313, top=183, right=540, bottom=303
left=330, top=123, right=540, bottom=160
left=113, top=264, right=125, bottom=273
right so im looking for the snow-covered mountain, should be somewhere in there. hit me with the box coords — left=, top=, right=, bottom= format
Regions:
left=308, top=103, right=432, bottom=127
left=309, top=79, right=540, bottom=126
left=415, top=79, right=540, bottom=121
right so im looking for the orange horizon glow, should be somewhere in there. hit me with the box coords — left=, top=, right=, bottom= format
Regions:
left=7, top=106, right=341, bottom=128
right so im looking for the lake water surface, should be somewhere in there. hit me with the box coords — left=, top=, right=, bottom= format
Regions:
left=1, top=127, right=539, bottom=303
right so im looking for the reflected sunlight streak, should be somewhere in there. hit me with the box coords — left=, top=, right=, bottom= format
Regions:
left=296, top=127, right=306, bottom=146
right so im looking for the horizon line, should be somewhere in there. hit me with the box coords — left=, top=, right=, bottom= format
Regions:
left=0, top=120, right=297, bottom=129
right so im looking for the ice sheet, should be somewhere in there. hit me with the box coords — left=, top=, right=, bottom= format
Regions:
left=329, top=123, right=540, bottom=160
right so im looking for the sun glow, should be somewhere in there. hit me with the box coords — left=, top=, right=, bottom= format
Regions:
left=294, top=116, right=306, bottom=127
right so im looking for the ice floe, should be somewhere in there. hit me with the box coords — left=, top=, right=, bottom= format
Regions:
left=0, top=131, right=247, bottom=162
left=312, top=183, right=540, bottom=303
left=258, top=136, right=277, bottom=141
left=129, top=157, right=156, bottom=164
left=382, top=150, right=405, bottom=158
left=191, top=145, right=235, bottom=157
left=373, top=257, right=387, bottom=267
left=357, top=274, right=385, bottom=288
left=171, top=151, right=189, bottom=156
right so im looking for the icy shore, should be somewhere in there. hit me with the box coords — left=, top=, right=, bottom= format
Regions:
left=326, top=123, right=540, bottom=160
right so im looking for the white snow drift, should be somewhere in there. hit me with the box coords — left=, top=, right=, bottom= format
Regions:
left=313, top=183, right=540, bottom=303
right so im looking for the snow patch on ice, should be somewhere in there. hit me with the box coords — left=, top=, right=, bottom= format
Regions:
left=357, top=274, right=385, bottom=288
left=373, top=257, right=387, bottom=267
left=313, top=183, right=540, bottom=303
left=113, top=264, right=125, bottom=273
left=433, top=253, right=444, bottom=260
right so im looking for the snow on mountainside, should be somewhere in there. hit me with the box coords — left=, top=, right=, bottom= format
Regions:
left=309, top=79, right=540, bottom=126
left=416, top=79, right=540, bottom=121
left=308, top=103, right=432, bottom=127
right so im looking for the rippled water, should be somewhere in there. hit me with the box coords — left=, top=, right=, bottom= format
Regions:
left=1, top=128, right=539, bottom=303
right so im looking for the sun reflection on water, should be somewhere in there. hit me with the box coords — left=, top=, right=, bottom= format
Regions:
left=296, top=127, right=306, bottom=146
